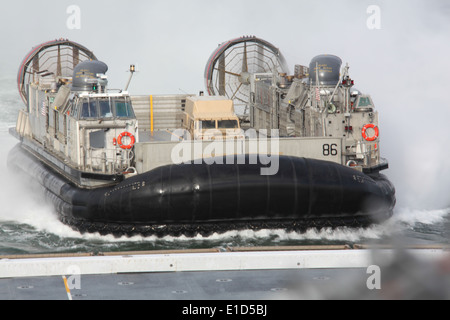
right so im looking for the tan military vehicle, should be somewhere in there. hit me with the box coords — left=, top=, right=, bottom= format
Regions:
left=183, top=96, right=242, bottom=140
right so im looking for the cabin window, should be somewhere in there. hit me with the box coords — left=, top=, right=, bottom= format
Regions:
left=358, top=97, right=372, bottom=107
left=53, top=109, right=58, bottom=139
left=81, top=98, right=98, bottom=118
left=218, top=119, right=239, bottom=129
left=99, top=98, right=113, bottom=118
left=76, top=96, right=135, bottom=120
left=114, top=97, right=134, bottom=118
left=199, top=120, right=216, bottom=130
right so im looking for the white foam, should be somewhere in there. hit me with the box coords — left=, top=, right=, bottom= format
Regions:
left=391, top=207, right=449, bottom=226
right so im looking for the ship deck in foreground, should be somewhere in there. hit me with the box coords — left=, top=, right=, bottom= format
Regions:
left=0, top=245, right=448, bottom=300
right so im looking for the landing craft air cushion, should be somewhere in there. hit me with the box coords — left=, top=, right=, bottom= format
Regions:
left=8, top=37, right=395, bottom=236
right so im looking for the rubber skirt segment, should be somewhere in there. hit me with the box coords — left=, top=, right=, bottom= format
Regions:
left=8, top=145, right=396, bottom=236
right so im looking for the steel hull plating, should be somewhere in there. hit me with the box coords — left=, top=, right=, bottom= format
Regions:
left=8, top=144, right=395, bottom=237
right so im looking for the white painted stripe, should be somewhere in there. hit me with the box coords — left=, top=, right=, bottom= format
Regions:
left=0, top=249, right=445, bottom=279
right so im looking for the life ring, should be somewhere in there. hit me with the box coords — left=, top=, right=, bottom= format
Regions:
left=117, top=132, right=135, bottom=149
left=361, top=124, right=379, bottom=141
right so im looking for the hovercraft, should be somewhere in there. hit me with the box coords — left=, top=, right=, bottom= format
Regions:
left=8, top=37, right=395, bottom=237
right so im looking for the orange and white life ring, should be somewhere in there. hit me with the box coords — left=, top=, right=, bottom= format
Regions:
left=361, top=124, right=379, bottom=141
left=117, top=132, right=135, bottom=150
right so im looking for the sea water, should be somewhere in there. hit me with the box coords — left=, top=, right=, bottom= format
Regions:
left=0, top=77, right=448, bottom=255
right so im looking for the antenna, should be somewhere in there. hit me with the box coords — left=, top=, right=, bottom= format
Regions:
left=124, top=64, right=136, bottom=91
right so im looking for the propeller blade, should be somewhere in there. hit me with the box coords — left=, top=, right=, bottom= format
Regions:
left=231, top=83, right=243, bottom=100
left=242, top=42, right=248, bottom=73
left=219, top=54, right=225, bottom=95
left=214, top=68, right=241, bottom=77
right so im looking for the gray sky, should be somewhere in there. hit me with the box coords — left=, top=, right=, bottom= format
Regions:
left=1, top=0, right=448, bottom=94
left=1, top=0, right=449, bottom=209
